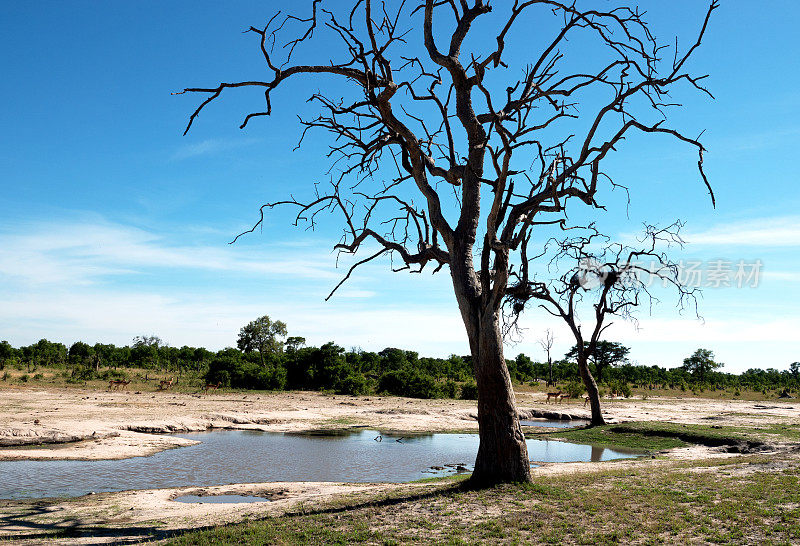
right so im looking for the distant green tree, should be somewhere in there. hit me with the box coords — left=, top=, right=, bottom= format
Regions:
left=514, top=354, right=535, bottom=383
left=68, top=341, right=95, bottom=376
left=237, top=315, right=288, bottom=366
left=93, top=343, right=118, bottom=371
left=30, top=339, right=66, bottom=368
left=682, top=348, right=723, bottom=382
left=566, top=341, right=630, bottom=383
left=790, top=362, right=799, bottom=379
left=0, top=340, right=15, bottom=368
left=132, top=335, right=164, bottom=368
left=285, top=336, right=306, bottom=353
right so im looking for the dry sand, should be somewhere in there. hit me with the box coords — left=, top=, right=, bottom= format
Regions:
left=0, top=386, right=798, bottom=544
left=2, top=386, right=796, bottom=461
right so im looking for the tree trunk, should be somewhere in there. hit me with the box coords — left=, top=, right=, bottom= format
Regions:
left=578, top=354, right=605, bottom=426
left=467, top=308, right=532, bottom=486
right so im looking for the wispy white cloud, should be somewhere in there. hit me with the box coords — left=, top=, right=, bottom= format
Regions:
left=0, top=219, right=338, bottom=286
left=1, top=216, right=797, bottom=373
left=684, top=216, right=800, bottom=247
left=762, top=270, right=800, bottom=283
left=0, top=288, right=466, bottom=355
left=171, top=138, right=258, bottom=160
left=714, top=126, right=800, bottom=153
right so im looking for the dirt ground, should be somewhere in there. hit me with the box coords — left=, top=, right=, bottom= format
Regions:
left=2, top=386, right=797, bottom=461
left=0, top=386, right=798, bottom=544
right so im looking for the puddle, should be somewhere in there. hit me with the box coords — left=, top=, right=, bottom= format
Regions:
left=0, top=429, right=641, bottom=499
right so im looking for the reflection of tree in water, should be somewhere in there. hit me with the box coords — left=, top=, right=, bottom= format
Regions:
left=590, top=445, right=605, bottom=463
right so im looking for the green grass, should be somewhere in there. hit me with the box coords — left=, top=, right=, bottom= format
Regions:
left=166, top=454, right=800, bottom=545
left=535, top=424, right=688, bottom=451
left=611, top=421, right=800, bottom=445
left=537, top=421, right=800, bottom=453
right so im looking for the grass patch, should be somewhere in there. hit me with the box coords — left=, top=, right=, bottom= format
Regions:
left=535, top=424, right=688, bottom=452
left=612, top=421, right=800, bottom=445
left=411, top=474, right=470, bottom=485
left=166, top=453, right=800, bottom=545
left=537, top=421, right=798, bottom=453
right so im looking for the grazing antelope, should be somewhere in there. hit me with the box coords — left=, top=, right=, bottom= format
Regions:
left=545, top=391, right=563, bottom=403
left=558, top=393, right=573, bottom=403
left=583, top=395, right=590, bottom=407
left=158, top=378, right=174, bottom=390
left=203, top=381, right=222, bottom=394
left=108, top=379, right=131, bottom=390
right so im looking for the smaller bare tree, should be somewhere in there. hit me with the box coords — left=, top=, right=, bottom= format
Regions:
left=538, top=329, right=555, bottom=387
left=507, top=221, right=697, bottom=426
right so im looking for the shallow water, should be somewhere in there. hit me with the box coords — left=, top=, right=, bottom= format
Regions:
left=0, top=429, right=640, bottom=500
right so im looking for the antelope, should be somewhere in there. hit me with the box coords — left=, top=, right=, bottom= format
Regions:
left=203, top=381, right=222, bottom=394
left=583, top=396, right=590, bottom=407
left=108, top=379, right=131, bottom=390
left=158, top=378, right=174, bottom=390
left=545, top=391, right=562, bottom=403
left=558, top=393, right=573, bottom=403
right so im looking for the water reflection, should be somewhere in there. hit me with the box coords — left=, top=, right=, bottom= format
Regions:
left=519, top=419, right=589, bottom=429
left=0, top=429, right=640, bottom=500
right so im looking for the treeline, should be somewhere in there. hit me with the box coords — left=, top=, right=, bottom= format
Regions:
left=1, top=338, right=798, bottom=399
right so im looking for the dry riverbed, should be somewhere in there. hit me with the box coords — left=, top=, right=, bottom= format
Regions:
left=0, top=386, right=798, bottom=544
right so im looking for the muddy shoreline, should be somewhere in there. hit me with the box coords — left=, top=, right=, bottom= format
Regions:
left=1, top=386, right=797, bottom=544
left=1, top=386, right=796, bottom=461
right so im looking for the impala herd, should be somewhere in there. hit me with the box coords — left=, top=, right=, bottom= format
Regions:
left=105, top=377, right=223, bottom=394
left=545, top=390, right=592, bottom=407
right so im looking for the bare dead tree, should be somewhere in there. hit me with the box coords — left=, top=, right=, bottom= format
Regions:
left=508, top=221, right=699, bottom=425
left=178, top=0, right=717, bottom=485
left=538, top=329, right=555, bottom=387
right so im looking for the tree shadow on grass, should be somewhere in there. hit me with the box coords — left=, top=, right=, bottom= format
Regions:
left=0, top=499, right=173, bottom=544
left=0, top=482, right=468, bottom=543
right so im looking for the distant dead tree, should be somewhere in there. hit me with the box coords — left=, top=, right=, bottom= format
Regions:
left=178, top=0, right=717, bottom=485
left=538, top=329, right=555, bottom=387
left=511, top=221, right=700, bottom=425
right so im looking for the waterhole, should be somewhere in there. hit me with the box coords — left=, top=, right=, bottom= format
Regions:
left=0, top=429, right=640, bottom=499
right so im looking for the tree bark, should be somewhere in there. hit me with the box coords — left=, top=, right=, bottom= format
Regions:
left=465, top=307, right=532, bottom=486
left=578, top=354, right=606, bottom=426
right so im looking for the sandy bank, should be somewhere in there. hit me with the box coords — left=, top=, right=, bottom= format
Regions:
left=0, top=386, right=796, bottom=461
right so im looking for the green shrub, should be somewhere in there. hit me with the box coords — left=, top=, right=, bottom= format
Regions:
left=100, top=369, right=128, bottom=381
left=442, top=379, right=458, bottom=399
left=19, top=374, right=29, bottom=382
left=334, top=373, right=370, bottom=396
left=564, top=380, right=584, bottom=398
left=206, top=353, right=286, bottom=390
left=33, top=373, right=44, bottom=381
left=605, top=379, right=631, bottom=398
left=71, top=365, right=98, bottom=381
left=376, top=369, right=439, bottom=399
left=460, top=381, right=478, bottom=400
left=407, top=373, right=441, bottom=399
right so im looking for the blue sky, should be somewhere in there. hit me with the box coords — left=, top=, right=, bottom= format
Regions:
left=1, top=1, right=798, bottom=373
